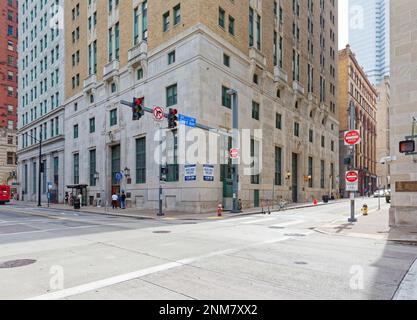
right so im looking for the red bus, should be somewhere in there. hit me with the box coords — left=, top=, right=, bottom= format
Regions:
left=0, top=185, right=11, bottom=204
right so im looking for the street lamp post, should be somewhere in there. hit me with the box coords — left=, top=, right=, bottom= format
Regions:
left=26, top=130, right=43, bottom=207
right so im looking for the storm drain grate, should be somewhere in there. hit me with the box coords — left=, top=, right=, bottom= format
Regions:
left=284, top=233, right=306, bottom=237
left=152, top=230, right=171, bottom=234
left=0, top=259, right=36, bottom=269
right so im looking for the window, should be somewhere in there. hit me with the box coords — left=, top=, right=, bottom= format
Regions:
left=252, top=101, right=260, bottom=120
left=294, top=122, right=300, bottom=137
left=228, top=16, right=235, bottom=35
left=250, top=138, right=260, bottom=184
left=89, top=149, right=96, bottom=187
left=168, top=50, right=176, bottom=64
left=166, top=84, right=178, bottom=107
left=275, top=147, right=282, bottom=185
left=73, top=124, right=79, bottom=139
left=7, top=152, right=15, bottom=165
left=320, top=160, right=325, bottom=189
left=110, top=109, right=118, bottom=126
left=166, top=130, right=179, bottom=182
left=222, top=86, right=231, bottom=109
left=163, top=11, right=170, bottom=32
left=73, top=154, right=79, bottom=184
left=137, top=68, right=143, bottom=80
left=219, top=7, right=225, bottom=28
left=309, top=129, right=314, bottom=143
left=136, top=137, right=146, bottom=184
left=321, top=135, right=325, bottom=148
left=89, top=118, right=95, bottom=133
left=173, top=4, right=181, bottom=25
left=276, top=113, right=282, bottom=129
left=223, top=54, right=230, bottom=67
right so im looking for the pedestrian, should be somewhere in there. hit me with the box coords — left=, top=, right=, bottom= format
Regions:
left=121, top=191, right=126, bottom=209
left=111, top=193, right=118, bottom=210
left=65, top=192, right=69, bottom=205
left=78, top=193, right=82, bottom=207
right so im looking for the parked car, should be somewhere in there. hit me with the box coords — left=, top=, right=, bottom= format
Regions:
left=373, top=189, right=385, bottom=198
left=385, top=189, right=391, bottom=203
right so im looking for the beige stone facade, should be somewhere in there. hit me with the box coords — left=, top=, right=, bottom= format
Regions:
left=0, top=128, right=18, bottom=192
left=338, top=45, right=378, bottom=196
left=376, top=76, right=391, bottom=189
left=389, top=0, right=417, bottom=226
left=62, top=0, right=339, bottom=212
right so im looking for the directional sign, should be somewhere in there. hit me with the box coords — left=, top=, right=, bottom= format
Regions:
left=178, top=114, right=197, bottom=128
left=346, top=170, right=359, bottom=192
left=344, top=130, right=361, bottom=146
left=153, top=106, right=165, bottom=121
left=230, top=148, right=239, bottom=159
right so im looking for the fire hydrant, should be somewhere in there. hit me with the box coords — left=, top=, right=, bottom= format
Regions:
left=361, top=204, right=368, bottom=216
left=217, top=203, right=223, bottom=217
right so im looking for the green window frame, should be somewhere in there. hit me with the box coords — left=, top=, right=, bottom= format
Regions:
left=252, top=101, right=260, bottom=120
left=73, top=154, right=79, bottom=185
left=166, top=84, right=177, bottom=107
left=250, top=138, right=260, bottom=184
left=166, top=130, right=179, bottom=182
left=136, top=137, right=146, bottom=184
left=275, top=147, right=282, bottom=186
left=173, top=4, right=181, bottom=25
left=134, top=7, right=139, bottom=45
left=276, top=113, right=282, bottom=129
left=308, top=157, right=313, bottom=188
left=321, top=160, right=325, bottom=189
left=222, top=86, right=231, bottom=109
left=89, top=118, right=95, bottom=133
left=219, top=7, right=225, bottom=28
left=89, top=149, right=96, bottom=186
left=110, top=109, right=117, bottom=126
left=73, top=124, right=78, bottom=139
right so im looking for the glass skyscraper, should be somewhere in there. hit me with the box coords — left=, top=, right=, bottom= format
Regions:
left=349, top=0, right=390, bottom=84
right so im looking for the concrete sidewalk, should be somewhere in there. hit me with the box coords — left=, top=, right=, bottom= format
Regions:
left=315, top=205, right=417, bottom=243
left=10, top=199, right=348, bottom=221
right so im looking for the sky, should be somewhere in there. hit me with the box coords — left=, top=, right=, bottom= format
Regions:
left=339, top=0, right=349, bottom=49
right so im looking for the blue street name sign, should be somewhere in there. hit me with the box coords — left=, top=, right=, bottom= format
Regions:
left=179, top=114, right=197, bottom=128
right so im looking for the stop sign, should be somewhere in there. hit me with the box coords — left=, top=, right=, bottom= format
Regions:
left=345, top=171, right=359, bottom=183
left=230, top=148, right=239, bottom=159
left=344, top=130, right=361, bottom=145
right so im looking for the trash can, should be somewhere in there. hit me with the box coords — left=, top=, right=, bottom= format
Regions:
left=322, top=195, right=330, bottom=203
left=73, top=198, right=81, bottom=210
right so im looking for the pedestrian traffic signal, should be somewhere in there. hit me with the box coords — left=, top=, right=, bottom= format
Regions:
left=168, top=108, right=178, bottom=129
left=132, top=97, right=144, bottom=120
left=399, top=140, right=415, bottom=153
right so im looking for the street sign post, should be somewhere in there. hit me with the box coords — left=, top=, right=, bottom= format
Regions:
left=344, top=130, right=361, bottom=146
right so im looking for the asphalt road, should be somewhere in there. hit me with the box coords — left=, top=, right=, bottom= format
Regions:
left=0, top=199, right=416, bottom=300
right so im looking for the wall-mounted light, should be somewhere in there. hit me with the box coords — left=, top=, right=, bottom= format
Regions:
left=124, top=167, right=131, bottom=178
left=285, top=171, right=291, bottom=180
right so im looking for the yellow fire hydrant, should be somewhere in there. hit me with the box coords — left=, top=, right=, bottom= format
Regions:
left=361, top=204, right=369, bottom=216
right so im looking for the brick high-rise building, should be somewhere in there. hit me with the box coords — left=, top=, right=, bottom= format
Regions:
left=338, top=45, right=378, bottom=197
left=0, top=0, right=18, bottom=190
left=63, top=0, right=339, bottom=212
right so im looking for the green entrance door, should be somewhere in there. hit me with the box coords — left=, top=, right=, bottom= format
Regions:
left=111, top=145, right=121, bottom=195
left=254, top=190, right=260, bottom=207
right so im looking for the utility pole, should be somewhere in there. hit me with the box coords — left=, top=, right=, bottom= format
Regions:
left=38, top=128, right=42, bottom=207
left=348, top=100, right=357, bottom=223
left=227, top=89, right=241, bottom=213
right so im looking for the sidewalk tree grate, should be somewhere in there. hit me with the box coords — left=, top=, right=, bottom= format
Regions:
left=0, top=259, right=36, bottom=269
left=152, top=230, right=171, bottom=234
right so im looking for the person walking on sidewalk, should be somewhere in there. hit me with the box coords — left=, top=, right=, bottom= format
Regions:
left=120, top=192, right=126, bottom=209
left=111, top=193, right=118, bottom=210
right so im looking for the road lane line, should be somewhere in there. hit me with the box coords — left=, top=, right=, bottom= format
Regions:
left=0, top=225, right=99, bottom=237
left=28, top=236, right=290, bottom=300
left=242, top=217, right=276, bottom=224
left=270, top=220, right=306, bottom=228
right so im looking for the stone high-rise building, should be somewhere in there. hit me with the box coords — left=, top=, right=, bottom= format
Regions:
left=338, top=45, right=378, bottom=197
left=0, top=0, right=18, bottom=191
left=16, top=0, right=66, bottom=203
left=63, top=0, right=339, bottom=212
left=389, top=0, right=417, bottom=227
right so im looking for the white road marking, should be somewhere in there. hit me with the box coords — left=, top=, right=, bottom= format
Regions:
left=214, top=217, right=255, bottom=224
left=242, top=217, right=276, bottom=224
left=28, top=236, right=290, bottom=300
left=393, top=258, right=417, bottom=300
left=0, top=225, right=99, bottom=237
left=270, top=220, right=306, bottom=228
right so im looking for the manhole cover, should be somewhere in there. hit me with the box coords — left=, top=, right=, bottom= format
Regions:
left=294, top=261, right=308, bottom=265
left=152, top=231, right=171, bottom=234
left=284, top=233, right=306, bottom=237
left=0, top=259, right=36, bottom=269
left=269, top=226, right=285, bottom=229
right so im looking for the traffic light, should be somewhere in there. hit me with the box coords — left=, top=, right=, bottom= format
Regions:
left=160, top=166, right=167, bottom=182
left=399, top=140, right=415, bottom=153
left=132, top=97, right=144, bottom=120
left=168, top=108, right=178, bottom=129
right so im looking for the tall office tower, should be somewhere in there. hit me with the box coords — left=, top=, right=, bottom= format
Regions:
left=17, top=0, right=66, bottom=203
left=0, top=0, right=18, bottom=191
left=63, top=0, right=339, bottom=212
left=349, top=0, right=390, bottom=85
